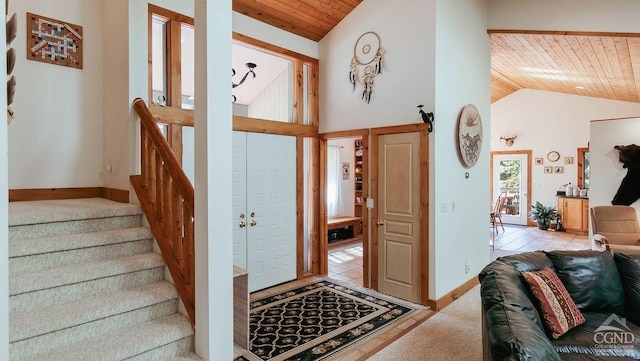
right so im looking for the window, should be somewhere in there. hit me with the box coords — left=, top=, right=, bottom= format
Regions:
left=327, top=145, right=343, bottom=218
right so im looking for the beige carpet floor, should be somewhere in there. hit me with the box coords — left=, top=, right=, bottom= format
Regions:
left=369, top=285, right=482, bottom=361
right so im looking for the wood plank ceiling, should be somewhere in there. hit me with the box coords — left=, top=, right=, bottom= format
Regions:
left=232, top=0, right=640, bottom=104
left=491, top=32, right=640, bottom=103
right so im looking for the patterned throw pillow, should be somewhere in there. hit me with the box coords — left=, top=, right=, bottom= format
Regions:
left=522, top=267, right=585, bottom=339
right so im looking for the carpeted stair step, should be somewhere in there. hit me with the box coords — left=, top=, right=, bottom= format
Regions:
left=9, top=227, right=154, bottom=275
left=10, top=281, right=179, bottom=360
left=25, top=313, right=194, bottom=361
left=170, top=352, right=204, bottom=361
left=10, top=252, right=165, bottom=313
left=9, top=198, right=143, bottom=240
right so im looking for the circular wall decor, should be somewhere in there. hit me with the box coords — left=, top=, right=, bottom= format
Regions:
left=547, top=151, right=560, bottom=162
left=348, top=31, right=384, bottom=104
left=457, top=104, right=483, bottom=168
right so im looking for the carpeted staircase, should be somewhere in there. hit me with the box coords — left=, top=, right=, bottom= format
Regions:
left=8, top=197, right=202, bottom=361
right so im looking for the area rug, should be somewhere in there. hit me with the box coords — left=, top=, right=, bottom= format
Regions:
left=235, top=278, right=428, bottom=361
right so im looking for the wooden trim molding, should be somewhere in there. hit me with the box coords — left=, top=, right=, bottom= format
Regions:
left=487, top=29, right=640, bottom=38
left=426, top=275, right=479, bottom=312
left=9, top=187, right=129, bottom=203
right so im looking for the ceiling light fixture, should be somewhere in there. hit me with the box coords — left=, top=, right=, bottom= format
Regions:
left=232, top=62, right=257, bottom=103
left=575, top=85, right=585, bottom=90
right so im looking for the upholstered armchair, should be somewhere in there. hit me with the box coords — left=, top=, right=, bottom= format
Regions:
left=590, top=205, right=640, bottom=253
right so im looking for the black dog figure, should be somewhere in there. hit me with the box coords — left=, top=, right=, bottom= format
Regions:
left=612, top=144, right=640, bottom=205
left=418, top=105, right=434, bottom=132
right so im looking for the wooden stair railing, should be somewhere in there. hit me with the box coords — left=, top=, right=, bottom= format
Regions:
left=131, top=98, right=195, bottom=325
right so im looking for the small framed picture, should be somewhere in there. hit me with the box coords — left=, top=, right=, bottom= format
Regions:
left=535, top=158, right=543, bottom=165
left=564, top=157, right=573, bottom=164
left=544, top=166, right=553, bottom=174
left=555, top=166, right=564, bottom=174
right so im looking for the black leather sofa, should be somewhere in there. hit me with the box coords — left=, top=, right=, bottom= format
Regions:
left=479, top=250, right=640, bottom=360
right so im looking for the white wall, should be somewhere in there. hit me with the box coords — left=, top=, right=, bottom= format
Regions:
left=232, top=12, right=318, bottom=59
left=432, top=0, right=490, bottom=299
left=327, top=138, right=356, bottom=217
left=488, top=0, right=640, bottom=33
left=491, top=90, right=640, bottom=207
left=9, top=0, right=104, bottom=189
left=320, top=0, right=490, bottom=300
left=318, top=0, right=436, bottom=132
left=590, top=117, right=640, bottom=212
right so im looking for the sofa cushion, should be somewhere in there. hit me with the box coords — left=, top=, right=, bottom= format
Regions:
left=484, top=302, right=562, bottom=361
left=499, top=250, right=555, bottom=273
left=545, top=250, right=625, bottom=314
left=614, top=252, right=640, bottom=325
left=522, top=268, right=585, bottom=339
left=480, top=260, right=544, bottom=329
left=553, top=312, right=640, bottom=359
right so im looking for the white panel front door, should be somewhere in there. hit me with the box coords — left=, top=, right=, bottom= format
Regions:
left=232, top=132, right=297, bottom=292
left=247, top=133, right=296, bottom=291
left=232, top=132, right=248, bottom=268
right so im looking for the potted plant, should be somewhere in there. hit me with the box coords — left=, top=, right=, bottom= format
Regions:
left=529, top=201, right=558, bottom=230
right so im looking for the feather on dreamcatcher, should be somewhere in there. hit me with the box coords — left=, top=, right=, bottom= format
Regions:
left=348, top=31, right=384, bottom=104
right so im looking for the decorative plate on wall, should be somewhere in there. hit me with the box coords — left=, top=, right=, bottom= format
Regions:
left=457, top=104, right=483, bottom=168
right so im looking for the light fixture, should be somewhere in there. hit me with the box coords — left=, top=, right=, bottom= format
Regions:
left=500, top=133, right=518, bottom=147
left=575, top=85, right=585, bottom=90
left=232, top=62, right=257, bottom=103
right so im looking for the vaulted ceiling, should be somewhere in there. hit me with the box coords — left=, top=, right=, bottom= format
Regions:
left=233, top=1, right=640, bottom=104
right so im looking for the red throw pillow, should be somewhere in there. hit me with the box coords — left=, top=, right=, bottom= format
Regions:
left=522, top=267, right=585, bottom=339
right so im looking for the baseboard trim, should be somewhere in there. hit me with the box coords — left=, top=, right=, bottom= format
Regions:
left=426, top=275, right=479, bottom=311
left=9, top=187, right=129, bottom=203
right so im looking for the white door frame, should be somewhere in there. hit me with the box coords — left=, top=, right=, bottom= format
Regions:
left=490, top=150, right=533, bottom=227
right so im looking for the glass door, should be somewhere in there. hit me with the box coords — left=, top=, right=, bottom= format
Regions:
left=492, top=153, right=529, bottom=226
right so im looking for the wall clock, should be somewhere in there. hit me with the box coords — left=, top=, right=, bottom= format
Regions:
left=457, top=104, right=483, bottom=168
left=27, top=13, right=83, bottom=69
left=547, top=151, right=560, bottom=162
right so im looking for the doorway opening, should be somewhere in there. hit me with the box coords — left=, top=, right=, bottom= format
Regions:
left=490, top=151, right=532, bottom=226
left=326, top=136, right=365, bottom=287
left=320, top=131, right=369, bottom=289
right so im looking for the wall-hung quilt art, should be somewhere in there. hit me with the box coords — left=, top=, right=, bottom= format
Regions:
left=457, top=104, right=483, bottom=168
left=27, top=13, right=83, bottom=69
left=348, top=31, right=384, bottom=104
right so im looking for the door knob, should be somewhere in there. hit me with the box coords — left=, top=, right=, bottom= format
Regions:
left=250, top=220, right=257, bottom=227
left=377, top=220, right=385, bottom=226
left=239, top=221, right=246, bottom=228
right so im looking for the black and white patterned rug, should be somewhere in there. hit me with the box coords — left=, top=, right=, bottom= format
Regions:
left=235, top=279, right=425, bottom=361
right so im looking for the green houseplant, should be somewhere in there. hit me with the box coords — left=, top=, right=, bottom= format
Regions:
left=529, top=201, right=558, bottom=230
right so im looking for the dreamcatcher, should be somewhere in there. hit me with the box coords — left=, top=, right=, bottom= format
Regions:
left=348, top=31, right=384, bottom=104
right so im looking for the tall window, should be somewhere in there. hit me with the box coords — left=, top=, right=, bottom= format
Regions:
left=327, top=145, right=342, bottom=218
left=149, top=5, right=195, bottom=165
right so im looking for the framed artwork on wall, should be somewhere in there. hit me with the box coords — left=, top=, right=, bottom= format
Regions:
left=535, top=158, right=543, bottom=165
left=555, top=166, right=564, bottom=174
left=544, top=166, right=553, bottom=174
left=27, top=12, right=83, bottom=69
left=564, top=157, right=574, bottom=164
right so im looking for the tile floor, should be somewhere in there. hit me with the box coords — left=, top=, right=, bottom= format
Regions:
left=328, top=225, right=593, bottom=288
left=328, top=239, right=364, bottom=287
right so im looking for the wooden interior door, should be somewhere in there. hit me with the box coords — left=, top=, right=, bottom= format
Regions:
left=376, top=132, right=422, bottom=303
